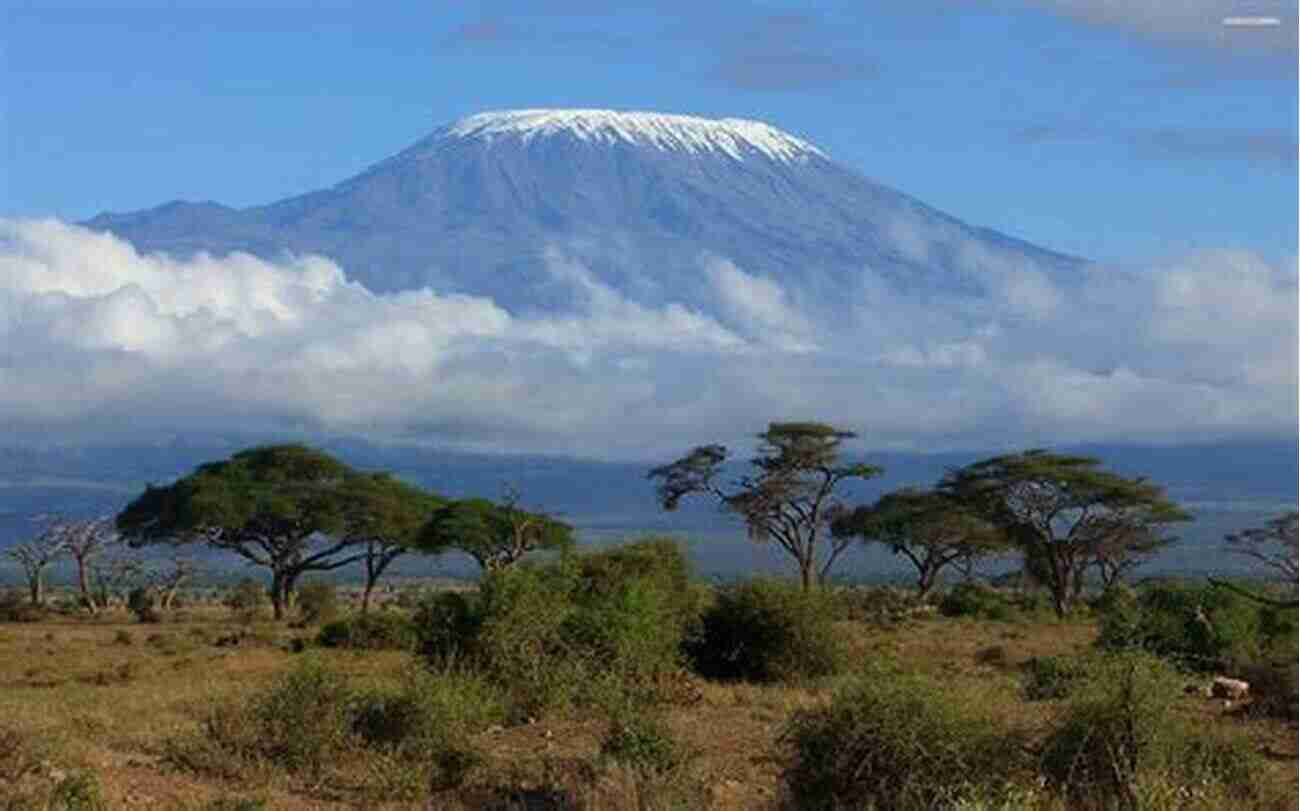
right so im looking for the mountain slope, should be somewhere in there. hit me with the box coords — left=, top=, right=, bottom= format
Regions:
left=84, top=109, right=1086, bottom=311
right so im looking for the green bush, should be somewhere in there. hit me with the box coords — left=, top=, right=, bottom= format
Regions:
left=127, top=587, right=160, bottom=623
left=1097, top=581, right=1295, bottom=671
left=294, top=581, right=340, bottom=626
left=412, top=591, right=482, bottom=665
left=316, top=612, right=417, bottom=651
left=599, top=711, right=681, bottom=774
left=414, top=538, right=702, bottom=714
left=1021, top=655, right=1089, bottom=701
left=832, top=585, right=933, bottom=625
left=1040, top=652, right=1264, bottom=808
left=935, top=582, right=1045, bottom=621
left=685, top=579, right=845, bottom=684
left=782, top=668, right=1030, bottom=809
left=248, top=659, right=355, bottom=778
left=350, top=670, right=499, bottom=795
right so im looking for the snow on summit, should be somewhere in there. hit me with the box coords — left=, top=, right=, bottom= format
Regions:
left=444, top=109, right=826, bottom=163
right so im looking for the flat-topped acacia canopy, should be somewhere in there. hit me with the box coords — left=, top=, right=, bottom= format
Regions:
left=116, top=444, right=437, bottom=619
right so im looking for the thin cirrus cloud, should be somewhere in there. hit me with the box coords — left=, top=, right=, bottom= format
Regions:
left=1016, top=0, right=1299, bottom=54
left=0, top=218, right=1294, bottom=458
left=1012, top=124, right=1299, bottom=168
left=708, top=13, right=878, bottom=92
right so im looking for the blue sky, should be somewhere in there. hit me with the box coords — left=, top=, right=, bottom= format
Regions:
left=3, top=0, right=1296, bottom=264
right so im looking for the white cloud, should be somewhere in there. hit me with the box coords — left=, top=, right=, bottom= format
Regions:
left=0, top=218, right=1294, bottom=458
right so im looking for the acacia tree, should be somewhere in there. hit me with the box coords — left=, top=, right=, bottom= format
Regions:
left=416, top=493, right=573, bottom=572
left=1081, top=501, right=1179, bottom=590
left=5, top=528, right=66, bottom=606
left=1211, top=511, right=1299, bottom=608
left=649, top=422, right=881, bottom=590
left=116, top=444, right=389, bottom=620
left=48, top=516, right=119, bottom=614
left=940, top=450, right=1190, bottom=616
left=831, top=487, right=1008, bottom=598
left=340, top=472, right=442, bottom=613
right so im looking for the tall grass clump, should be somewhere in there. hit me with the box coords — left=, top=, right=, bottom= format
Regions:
left=686, top=579, right=845, bottom=684
left=782, top=667, right=1031, bottom=809
left=1039, top=651, right=1266, bottom=809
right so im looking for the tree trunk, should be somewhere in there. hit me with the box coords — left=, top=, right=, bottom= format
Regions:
left=361, top=578, right=375, bottom=615
left=270, top=571, right=287, bottom=621
left=29, top=573, right=43, bottom=607
left=75, top=556, right=98, bottom=614
left=916, top=566, right=938, bottom=599
left=799, top=558, right=815, bottom=591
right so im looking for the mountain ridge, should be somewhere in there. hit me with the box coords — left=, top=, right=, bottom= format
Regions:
left=83, top=108, right=1087, bottom=312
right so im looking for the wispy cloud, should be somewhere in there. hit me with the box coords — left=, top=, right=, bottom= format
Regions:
left=1011, top=123, right=1298, bottom=168
left=708, top=13, right=877, bottom=92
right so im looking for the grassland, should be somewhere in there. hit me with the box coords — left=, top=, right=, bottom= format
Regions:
left=1, top=595, right=1296, bottom=810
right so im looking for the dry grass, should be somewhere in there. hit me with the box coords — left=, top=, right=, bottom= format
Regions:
left=1, top=607, right=1294, bottom=809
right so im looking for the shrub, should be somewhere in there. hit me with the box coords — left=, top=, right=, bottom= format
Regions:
left=295, top=581, right=340, bottom=626
left=112, top=629, right=133, bottom=646
left=782, top=668, right=1030, bottom=809
left=939, top=582, right=1016, bottom=621
left=1237, top=658, right=1299, bottom=721
left=1040, top=652, right=1264, bottom=807
left=247, top=659, right=354, bottom=778
left=350, top=670, right=499, bottom=795
left=412, top=591, right=482, bottom=665
left=1021, top=655, right=1089, bottom=701
left=599, top=711, right=681, bottom=774
left=685, top=579, right=845, bottom=684
left=127, top=587, right=160, bottom=623
left=414, top=538, right=703, bottom=714
left=832, top=585, right=932, bottom=625
left=317, top=612, right=417, bottom=651
left=0, top=590, right=48, bottom=623
left=48, top=771, right=108, bottom=811
left=1097, top=581, right=1295, bottom=671
left=223, top=578, right=266, bottom=624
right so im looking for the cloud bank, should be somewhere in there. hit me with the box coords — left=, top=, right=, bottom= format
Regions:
left=0, top=219, right=1294, bottom=458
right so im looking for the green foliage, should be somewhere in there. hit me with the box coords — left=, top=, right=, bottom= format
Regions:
left=1040, top=652, right=1264, bottom=807
left=248, top=659, right=354, bottom=778
left=939, top=450, right=1190, bottom=616
left=294, top=581, right=339, bottom=625
left=1021, top=655, right=1089, bottom=701
left=782, top=668, right=1030, bottom=809
left=416, top=496, right=573, bottom=571
left=47, top=772, right=108, bottom=811
left=1097, top=580, right=1296, bottom=670
left=830, top=585, right=933, bottom=625
left=414, top=538, right=702, bottom=714
left=223, top=578, right=266, bottom=623
left=686, top=579, right=845, bottom=684
left=599, top=711, right=682, bottom=774
left=938, top=581, right=1049, bottom=621
left=126, top=587, right=159, bottom=623
left=316, top=611, right=417, bottom=651
left=202, top=800, right=267, bottom=811
left=831, top=487, right=1008, bottom=596
left=350, top=669, right=500, bottom=795
left=649, top=422, right=881, bottom=588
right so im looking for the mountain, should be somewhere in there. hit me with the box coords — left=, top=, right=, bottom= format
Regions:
left=84, top=109, right=1085, bottom=312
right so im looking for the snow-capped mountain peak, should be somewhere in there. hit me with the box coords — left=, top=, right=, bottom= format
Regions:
left=442, top=108, right=826, bottom=163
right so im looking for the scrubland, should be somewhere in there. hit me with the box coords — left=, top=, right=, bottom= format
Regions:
left=1, top=541, right=1296, bottom=810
